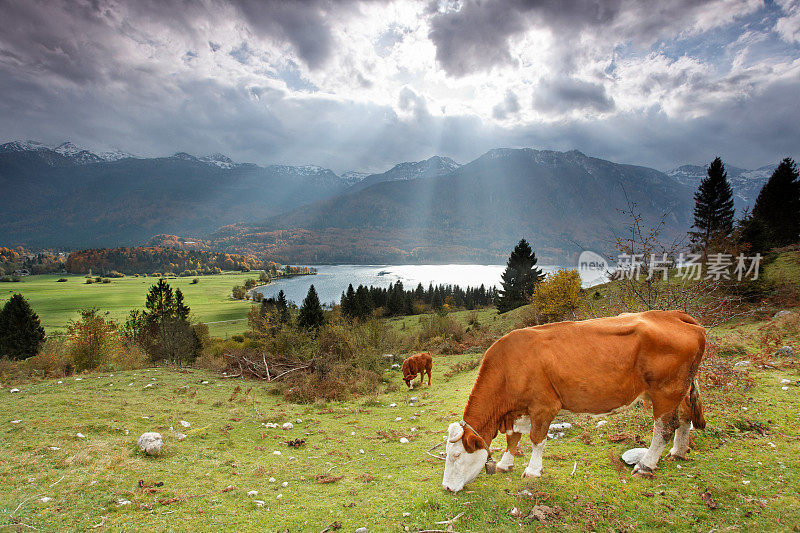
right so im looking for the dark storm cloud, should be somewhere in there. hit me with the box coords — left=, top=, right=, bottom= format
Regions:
left=532, top=78, right=615, bottom=114
left=427, top=0, right=758, bottom=77
left=492, top=90, right=521, bottom=120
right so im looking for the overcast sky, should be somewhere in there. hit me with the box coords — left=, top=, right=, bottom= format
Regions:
left=1, top=0, right=798, bottom=173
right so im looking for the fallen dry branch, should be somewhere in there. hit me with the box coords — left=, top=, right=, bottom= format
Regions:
left=314, top=473, right=344, bottom=484
left=222, top=351, right=311, bottom=382
left=426, top=441, right=445, bottom=461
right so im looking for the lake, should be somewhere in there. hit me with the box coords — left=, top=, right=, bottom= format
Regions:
left=253, top=264, right=606, bottom=306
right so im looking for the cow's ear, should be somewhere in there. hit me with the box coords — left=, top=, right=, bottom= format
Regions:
left=462, top=430, right=483, bottom=453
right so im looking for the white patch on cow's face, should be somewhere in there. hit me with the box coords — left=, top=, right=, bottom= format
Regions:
left=441, top=422, right=488, bottom=493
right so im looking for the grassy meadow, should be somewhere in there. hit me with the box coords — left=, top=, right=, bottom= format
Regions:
left=0, top=273, right=262, bottom=338
left=1, top=312, right=799, bottom=531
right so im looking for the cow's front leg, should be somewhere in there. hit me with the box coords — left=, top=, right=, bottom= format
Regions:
left=522, top=439, right=545, bottom=478
left=633, top=413, right=678, bottom=477
left=497, top=432, right=521, bottom=473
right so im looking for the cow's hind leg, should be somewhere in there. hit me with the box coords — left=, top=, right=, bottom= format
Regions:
left=497, top=432, right=521, bottom=473
left=669, top=395, right=694, bottom=460
left=633, top=408, right=680, bottom=477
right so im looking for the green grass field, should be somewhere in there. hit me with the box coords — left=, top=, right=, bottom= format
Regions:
left=0, top=273, right=260, bottom=338
left=1, top=341, right=799, bottom=531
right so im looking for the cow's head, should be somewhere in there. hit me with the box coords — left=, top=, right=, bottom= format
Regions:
left=403, top=374, right=414, bottom=389
left=441, top=421, right=489, bottom=492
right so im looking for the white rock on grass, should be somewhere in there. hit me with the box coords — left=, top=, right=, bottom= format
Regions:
left=269, top=477, right=276, bottom=483
left=40, top=497, right=52, bottom=503
left=175, top=433, right=187, bottom=441
left=734, top=360, right=751, bottom=367
left=781, top=379, right=793, bottom=384
left=621, top=448, right=648, bottom=465
left=399, top=437, right=409, bottom=444
left=277, top=494, right=282, bottom=499
left=262, top=422, right=278, bottom=429
left=247, top=490, right=258, bottom=496
left=402, top=512, right=410, bottom=517
left=76, top=433, right=86, bottom=439
left=273, top=451, right=282, bottom=456
left=117, top=499, right=131, bottom=506
left=596, top=420, right=607, bottom=428
left=9, top=388, right=20, bottom=393
left=394, top=417, right=402, bottom=422
left=359, top=449, right=365, bottom=454
left=179, top=420, right=191, bottom=428
left=782, top=386, right=790, bottom=391
left=49, top=447, right=60, bottom=451
left=549, top=422, right=572, bottom=431
left=355, top=528, right=368, bottom=533
left=282, top=422, right=294, bottom=430
left=281, top=481, right=288, bottom=487
left=296, top=418, right=302, bottom=424
left=254, top=500, right=266, bottom=507
left=11, top=420, right=21, bottom=424
left=137, top=432, right=163, bottom=456
left=389, top=403, right=397, bottom=407
left=774, top=310, right=793, bottom=319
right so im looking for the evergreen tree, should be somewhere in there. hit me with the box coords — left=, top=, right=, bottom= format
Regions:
left=744, top=158, right=800, bottom=251
left=0, top=294, right=45, bottom=360
left=497, top=238, right=544, bottom=313
left=139, top=279, right=199, bottom=365
left=297, top=284, right=325, bottom=330
left=691, top=157, right=736, bottom=252
left=355, top=285, right=373, bottom=319
left=341, top=283, right=356, bottom=318
left=276, top=290, right=290, bottom=325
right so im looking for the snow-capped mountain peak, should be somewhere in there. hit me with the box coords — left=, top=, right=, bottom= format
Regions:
left=199, top=153, right=238, bottom=169
left=0, top=140, right=51, bottom=153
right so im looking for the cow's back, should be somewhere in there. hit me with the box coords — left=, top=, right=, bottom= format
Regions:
left=479, top=311, right=705, bottom=415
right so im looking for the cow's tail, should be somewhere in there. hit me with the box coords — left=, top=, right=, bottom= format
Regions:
left=688, top=377, right=706, bottom=430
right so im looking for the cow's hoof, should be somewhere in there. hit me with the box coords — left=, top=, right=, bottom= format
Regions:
left=522, top=468, right=542, bottom=479
left=496, top=465, right=513, bottom=473
left=631, top=463, right=655, bottom=478
left=668, top=453, right=690, bottom=461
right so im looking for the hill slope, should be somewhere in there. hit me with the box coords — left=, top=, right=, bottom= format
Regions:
left=215, top=148, right=694, bottom=263
left=0, top=141, right=351, bottom=248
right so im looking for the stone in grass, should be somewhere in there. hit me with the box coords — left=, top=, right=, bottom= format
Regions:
left=355, top=528, right=368, bottom=533
left=9, top=388, right=20, bottom=393
left=137, top=432, right=163, bottom=456
left=399, top=437, right=409, bottom=444
left=773, top=310, right=793, bottom=319
left=774, top=346, right=795, bottom=358
left=621, top=448, right=648, bottom=465
left=282, top=422, right=294, bottom=430
left=180, top=420, right=191, bottom=428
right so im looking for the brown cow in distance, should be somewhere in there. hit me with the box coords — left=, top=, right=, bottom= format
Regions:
left=442, top=310, right=707, bottom=492
left=402, top=352, right=433, bottom=389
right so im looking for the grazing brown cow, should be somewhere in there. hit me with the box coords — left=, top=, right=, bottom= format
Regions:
left=442, top=310, right=706, bottom=492
left=402, top=352, right=433, bottom=389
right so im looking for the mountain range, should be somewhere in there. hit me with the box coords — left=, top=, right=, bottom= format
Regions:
left=666, top=163, right=774, bottom=214
left=0, top=140, right=775, bottom=263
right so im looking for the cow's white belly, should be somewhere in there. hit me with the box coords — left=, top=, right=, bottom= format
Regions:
left=507, top=394, right=648, bottom=435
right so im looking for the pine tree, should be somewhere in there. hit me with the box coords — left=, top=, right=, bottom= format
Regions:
left=745, top=157, right=800, bottom=251
left=497, top=238, right=544, bottom=313
left=0, top=294, right=45, bottom=360
left=276, top=290, right=290, bottom=325
left=297, top=284, right=325, bottom=330
left=692, top=157, right=736, bottom=252
left=342, top=283, right=356, bottom=318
